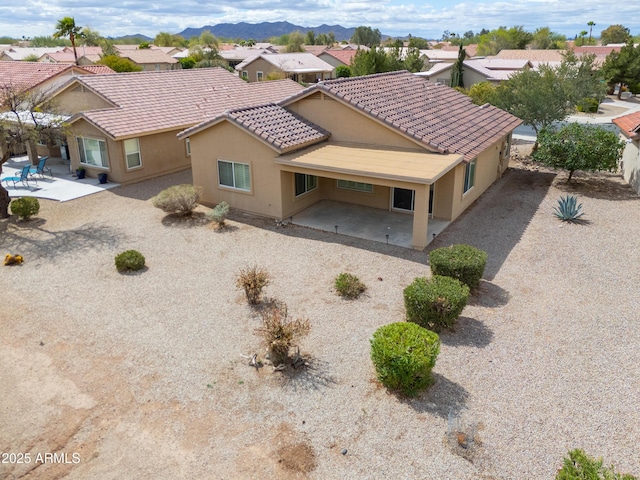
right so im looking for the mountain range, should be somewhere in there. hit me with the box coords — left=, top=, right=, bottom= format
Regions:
left=179, top=22, right=359, bottom=41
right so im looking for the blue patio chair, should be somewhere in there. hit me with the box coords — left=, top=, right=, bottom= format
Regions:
left=1, top=165, right=37, bottom=188
left=28, top=156, right=53, bottom=179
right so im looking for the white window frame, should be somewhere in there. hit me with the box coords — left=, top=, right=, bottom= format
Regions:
left=218, top=159, right=251, bottom=192
left=463, top=159, right=476, bottom=194
left=241, top=71, right=248, bottom=80
left=185, top=138, right=191, bottom=157
left=337, top=179, right=373, bottom=193
left=77, top=136, right=109, bottom=169
left=124, top=138, right=142, bottom=170
left=257, top=71, right=264, bottom=81
left=294, top=173, right=317, bottom=197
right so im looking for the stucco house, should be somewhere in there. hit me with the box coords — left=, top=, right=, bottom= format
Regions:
left=417, top=59, right=533, bottom=87
left=235, top=53, right=334, bottom=83
left=179, top=70, right=521, bottom=249
left=317, top=49, right=359, bottom=77
left=613, top=111, right=640, bottom=194
left=47, top=68, right=304, bottom=184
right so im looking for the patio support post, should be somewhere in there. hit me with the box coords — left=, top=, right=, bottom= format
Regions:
left=26, top=139, right=39, bottom=165
left=411, top=184, right=430, bottom=250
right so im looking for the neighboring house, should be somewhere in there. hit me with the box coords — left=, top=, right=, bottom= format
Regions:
left=179, top=71, right=521, bottom=249
left=47, top=68, right=304, bottom=184
left=613, top=111, right=640, bottom=194
left=441, top=44, right=479, bottom=58
left=219, top=47, right=275, bottom=69
left=492, top=49, right=564, bottom=69
left=0, top=61, right=114, bottom=159
left=38, top=46, right=103, bottom=64
left=420, top=49, right=463, bottom=63
left=417, top=58, right=532, bottom=87
left=235, top=53, right=334, bottom=83
left=316, top=49, right=359, bottom=77
left=114, top=47, right=180, bottom=71
left=0, top=47, right=66, bottom=61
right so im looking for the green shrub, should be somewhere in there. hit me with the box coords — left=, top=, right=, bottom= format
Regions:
left=370, top=322, right=440, bottom=396
left=429, top=244, right=487, bottom=289
left=334, top=273, right=367, bottom=299
left=254, top=302, right=310, bottom=367
left=115, top=249, right=146, bottom=272
left=151, top=184, right=200, bottom=216
left=207, top=201, right=230, bottom=226
left=576, top=97, right=599, bottom=113
left=236, top=265, right=270, bottom=305
left=556, top=448, right=638, bottom=480
left=404, top=275, right=469, bottom=330
left=554, top=195, right=585, bottom=222
left=10, top=197, right=40, bottom=220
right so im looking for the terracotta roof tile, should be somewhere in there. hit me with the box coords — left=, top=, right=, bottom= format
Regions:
left=289, top=70, right=521, bottom=161
left=0, top=62, right=102, bottom=97
left=320, top=49, right=358, bottom=65
left=613, top=111, right=640, bottom=138
left=118, top=49, right=179, bottom=65
left=224, top=104, right=329, bottom=152
left=69, top=68, right=304, bottom=139
left=80, top=65, right=116, bottom=75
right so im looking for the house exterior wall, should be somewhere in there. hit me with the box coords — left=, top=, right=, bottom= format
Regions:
left=68, top=119, right=190, bottom=184
left=461, top=68, right=491, bottom=87
left=53, top=84, right=114, bottom=114
left=287, top=93, right=428, bottom=150
left=239, top=57, right=283, bottom=82
left=619, top=136, right=640, bottom=194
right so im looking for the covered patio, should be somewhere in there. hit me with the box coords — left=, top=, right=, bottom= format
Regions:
left=276, top=142, right=464, bottom=250
left=292, top=199, right=450, bottom=248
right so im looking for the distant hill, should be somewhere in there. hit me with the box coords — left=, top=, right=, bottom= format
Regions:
left=178, top=22, right=358, bottom=42
left=109, top=33, right=153, bottom=43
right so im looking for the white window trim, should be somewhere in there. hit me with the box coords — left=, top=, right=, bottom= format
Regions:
left=337, top=179, right=373, bottom=193
left=77, top=136, right=109, bottom=170
left=463, top=159, right=476, bottom=195
left=294, top=173, right=317, bottom=197
left=185, top=138, right=191, bottom=157
left=217, top=159, right=251, bottom=192
left=124, top=138, right=142, bottom=170
left=241, top=71, right=248, bottom=80
left=257, top=71, right=264, bottom=81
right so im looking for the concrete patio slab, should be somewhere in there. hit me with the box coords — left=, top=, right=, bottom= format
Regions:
left=1, top=156, right=119, bottom=202
left=291, top=199, right=449, bottom=249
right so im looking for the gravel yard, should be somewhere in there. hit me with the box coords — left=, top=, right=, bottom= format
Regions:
left=1, top=158, right=639, bottom=480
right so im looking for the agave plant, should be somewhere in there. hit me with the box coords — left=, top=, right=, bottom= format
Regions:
left=553, top=195, right=585, bottom=222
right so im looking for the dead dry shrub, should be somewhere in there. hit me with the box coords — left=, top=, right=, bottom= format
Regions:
left=236, top=265, right=270, bottom=305
left=255, top=302, right=310, bottom=367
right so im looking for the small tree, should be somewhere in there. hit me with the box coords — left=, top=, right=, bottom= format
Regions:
left=335, top=65, right=351, bottom=78
left=53, top=16, right=84, bottom=65
left=534, top=124, right=625, bottom=182
left=450, top=45, right=466, bottom=88
left=98, top=55, right=143, bottom=72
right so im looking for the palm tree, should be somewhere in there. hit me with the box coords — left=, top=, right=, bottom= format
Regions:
left=579, top=30, right=588, bottom=46
left=53, top=16, right=84, bottom=65
left=587, top=21, right=596, bottom=45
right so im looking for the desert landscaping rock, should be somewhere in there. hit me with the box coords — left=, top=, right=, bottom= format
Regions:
left=1, top=161, right=638, bottom=479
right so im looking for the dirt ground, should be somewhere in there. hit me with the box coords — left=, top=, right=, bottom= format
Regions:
left=1, top=152, right=638, bottom=479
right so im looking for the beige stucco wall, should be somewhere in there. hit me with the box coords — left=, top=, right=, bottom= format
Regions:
left=239, top=57, right=283, bottom=82
left=53, top=84, right=114, bottom=115
left=287, top=93, right=430, bottom=151
left=68, top=119, right=190, bottom=184
left=619, top=135, right=640, bottom=194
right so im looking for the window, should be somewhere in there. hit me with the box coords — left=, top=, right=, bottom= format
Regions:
left=218, top=160, right=250, bottom=191
left=241, top=71, right=248, bottom=80
left=463, top=159, right=476, bottom=194
left=124, top=138, right=142, bottom=169
left=257, top=71, right=263, bottom=81
left=437, top=78, right=451, bottom=86
left=77, top=137, right=108, bottom=168
left=185, top=138, right=191, bottom=156
left=337, top=179, right=373, bottom=193
left=295, top=173, right=317, bottom=197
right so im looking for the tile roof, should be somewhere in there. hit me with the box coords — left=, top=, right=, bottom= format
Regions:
left=612, top=111, right=640, bottom=138
left=442, top=44, right=478, bottom=57
left=218, top=103, right=330, bottom=153
left=0, top=47, right=66, bottom=60
left=235, top=53, right=334, bottom=73
left=118, top=49, right=179, bottom=65
left=65, top=68, right=304, bottom=139
left=80, top=65, right=116, bottom=75
left=0, top=61, right=95, bottom=94
left=285, top=70, right=521, bottom=161
left=421, top=50, right=460, bottom=61
left=319, top=49, right=358, bottom=65
left=303, top=45, right=329, bottom=55
left=493, top=49, right=564, bottom=63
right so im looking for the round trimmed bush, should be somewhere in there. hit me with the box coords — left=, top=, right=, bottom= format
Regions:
left=429, top=244, right=487, bottom=289
left=115, top=249, right=146, bottom=272
left=370, top=322, right=440, bottom=397
left=404, top=275, right=470, bottom=330
left=334, top=272, right=367, bottom=299
left=10, top=197, right=40, bottom=220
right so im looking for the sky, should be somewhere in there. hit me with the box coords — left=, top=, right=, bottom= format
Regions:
left=1, top=0, right=639, bottom=41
